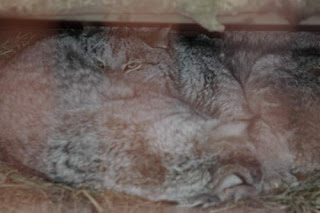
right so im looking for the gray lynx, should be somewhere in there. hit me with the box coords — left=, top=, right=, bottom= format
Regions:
left=0, top=27, right=320, bottom=207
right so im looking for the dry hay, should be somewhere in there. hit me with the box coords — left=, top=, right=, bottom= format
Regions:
left=1, top=159, right=320, bottom=213
left=0, top=161, right=157, bottom=213
left=260, top=173, right=320, bottom=213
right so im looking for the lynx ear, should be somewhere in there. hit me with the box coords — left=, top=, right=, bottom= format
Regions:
left=145, top=27, right=171, bottom=49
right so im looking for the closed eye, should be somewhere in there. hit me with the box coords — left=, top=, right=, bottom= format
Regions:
left=123, top=62, right=141, bottom=73
left=93, top=58, right=105, bottom=69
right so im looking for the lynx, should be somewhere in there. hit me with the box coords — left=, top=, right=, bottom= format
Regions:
left=1, top=27, right=320, bottom=207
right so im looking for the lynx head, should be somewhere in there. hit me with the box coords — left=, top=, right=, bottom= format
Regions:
left=80, top=27, right=177, bottom=94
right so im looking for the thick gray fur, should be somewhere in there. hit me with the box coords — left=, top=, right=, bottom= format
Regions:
left=1, top=27, right=320, bottom=207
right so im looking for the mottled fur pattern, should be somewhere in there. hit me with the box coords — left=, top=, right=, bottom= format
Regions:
left=1, top=27, right=320, bottom=207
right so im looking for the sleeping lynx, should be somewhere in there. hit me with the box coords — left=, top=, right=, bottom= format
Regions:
left=0, top=27, right=320, bottom=207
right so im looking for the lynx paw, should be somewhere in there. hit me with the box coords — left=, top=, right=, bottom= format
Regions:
left=178, top=173, right=259, bottom=207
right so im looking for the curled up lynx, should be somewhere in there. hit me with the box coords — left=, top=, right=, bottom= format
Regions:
left=1, top=27, right=320, bottom=207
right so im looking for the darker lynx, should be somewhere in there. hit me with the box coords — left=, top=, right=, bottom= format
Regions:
left=224, top=32, right=320, bottom=177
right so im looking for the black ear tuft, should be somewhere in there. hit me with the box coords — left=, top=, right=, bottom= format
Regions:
left=145, top=27, right=171, bottom=49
